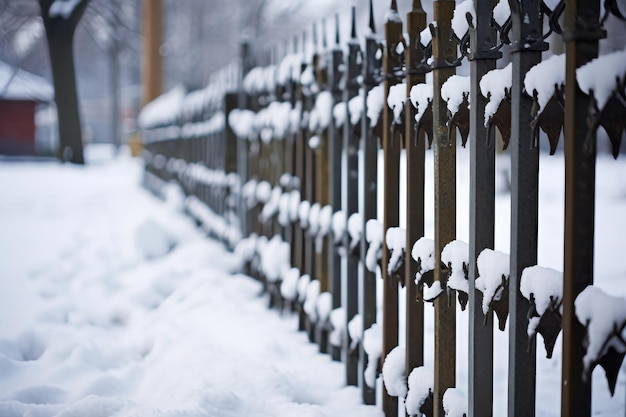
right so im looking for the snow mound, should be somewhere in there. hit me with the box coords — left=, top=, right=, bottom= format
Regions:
left=135, top=219, right=176, bottom=260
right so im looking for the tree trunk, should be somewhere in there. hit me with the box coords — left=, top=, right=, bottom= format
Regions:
left=39, top=0, right=88, bottom=165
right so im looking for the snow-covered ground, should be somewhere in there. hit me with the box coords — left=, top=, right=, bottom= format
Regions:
left=1, top=144, right=625, bottom=417
left=0, top=146, right=382, bottom=417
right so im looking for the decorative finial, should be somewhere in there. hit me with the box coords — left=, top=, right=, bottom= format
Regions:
left=322, top=19, right=328, bottom=48
left=335, top=13, right=340, bottom=45
left=391, top=0, right=398, bottom=11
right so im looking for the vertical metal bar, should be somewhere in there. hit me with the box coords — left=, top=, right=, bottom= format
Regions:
left=508, top=2, right=546, bottom=416
left=360, top=1, right=381, bottom=403
left=238, top=40, right=253, bottom=239
left=344, top=6, right=362, bottom=387
left=382, top=1, right=403, bottom=416
left=329, top=15, right=344, bottom=362
left=561, top=0, right=603, bottom=415
left=431, top=1, right=456, bottom=416
left=405, top=0, right=427, bottom=384
left=468, top=1, right=500, bottom=416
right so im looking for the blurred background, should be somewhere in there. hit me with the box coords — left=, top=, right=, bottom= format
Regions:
left=0, top=0, right=434, bottom=156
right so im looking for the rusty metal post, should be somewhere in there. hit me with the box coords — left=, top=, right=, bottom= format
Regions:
left=468, top=1, right=500, bottom=416
left=508, top=2, right=546, bottom=416
left=432, top=1, right=457, bottom=416
left=405, top=0, right=427, bottom=384
left=561, top=1, right=604, bottom=416
left=360, top=0, right=381, bottom=403
left=314, top=24, right=331, bottom=297
left=329, top=15, right=344, bottom=362
left=343, top=7, right=362, bottom=387
left=381, top=1, right=403, bottom=416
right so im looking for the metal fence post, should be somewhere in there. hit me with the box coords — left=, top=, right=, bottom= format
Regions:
left=381, top=1, right=403, bottom=416
left=561, top=0, right=604, bottom=415
left=238, top=39, right=253, bottom=239
left=432, top=1, right=457, bottom=416
left=508, top=2, right=546, bottom=416
left=343, top=6, right=362, bottom=387
left=405, top=0, right=427, bottom=383
left=360, top=0, right=381, bottom=403
left=468, top=1, right=500, bottom=416
left=329, top=15, right=344, bottom=362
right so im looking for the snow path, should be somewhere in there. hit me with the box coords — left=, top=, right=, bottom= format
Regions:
left=0, top=146, right=382, bottom=417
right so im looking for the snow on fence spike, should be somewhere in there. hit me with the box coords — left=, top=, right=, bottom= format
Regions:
left=366, top=84, right=385, bottom=128
left=316, top=292, right=333, bottom=325
left=314, top=91, right=333, bottom=130
left=297, top=274, right=311, bottom=303
left=255, top=181, right=272, bottom=205
left=331, top=210, right=347, bottom=248
left=423, top=280, right=444, bottom=303
left=347, top=212, right=363, bottom=257
left=441, top=75, right=471, bottom=146
left=409, top=82, right=434, bottom=147
left=348, top=91, right=365, bottom=126
left=387, top=81, right=407, bottom=125
left=260, top=187, right=282, bottom=223
left=329, top=307, right=347, bottom=348
left=386, top=227, right=406, bottom=286
left=333, top=101, right=347, bottom=128
left=411, top=237, right=436, bottom=293
left=524, top=53, right=565, bottom=154
left=315, top=205, right=333, bottom=253
left=363, top=323, right=383, bottom=388
left=303, top=280, right=321, bottom=322
left=308, top=203, right=322, bottom=239
left=260, top=236, right=290, bottom=284
left=298, top=200, right=311, bottom=229
left=228, top=109, right=255, bottom=139
left=382, top=346, right=407, bottom=398
left=442, top=388, right=467, bottom=417
left=234, top=234, right=258, bottom=264
left=480, top=63, right=512, bottom=149
left=575, top=285, right=626, bottom=395
left=365, top=219, right=384, bottom=274
left=347, top=313, right=363, bottom=352
left=280, top=267, right=301, bottom=302
left=576, top=46, right=626, bottom=158
left=288, top=190, right=301, bottom=222
left=520, top=265, right=563, bottom=358
left=277, top=193, right=291, bottom=227
left=475, top=248, right=510, bottom=330
left=405, top=366, right=434, bottom=417
left=441, top=240, right=470, bottom=309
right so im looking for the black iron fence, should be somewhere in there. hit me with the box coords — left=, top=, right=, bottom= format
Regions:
left=140, top=1, right=626, bottom=416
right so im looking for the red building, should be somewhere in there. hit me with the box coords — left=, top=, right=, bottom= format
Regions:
left=0, top=61, right=54, bottom=156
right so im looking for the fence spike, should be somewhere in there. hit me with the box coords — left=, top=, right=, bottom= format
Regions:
left=391, top=0, right=398, bottom=12
left=351, top=6, right=357, bottom=39
left=369, top=0, right=376, bottom=33
left=322, top=19, right=328, bottom=49
left=313, top=22, right=318, bottom=51
left=335, top=13, right=340, bottom=45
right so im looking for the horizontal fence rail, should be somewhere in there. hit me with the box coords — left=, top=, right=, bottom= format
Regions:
left=139, top=1, right=626, bottom=416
